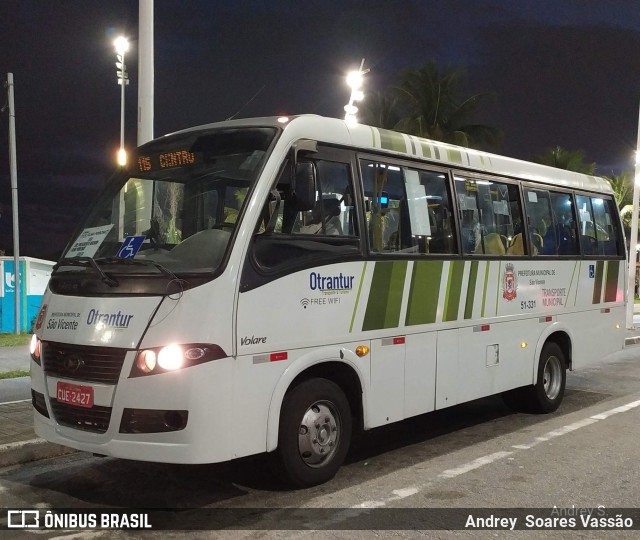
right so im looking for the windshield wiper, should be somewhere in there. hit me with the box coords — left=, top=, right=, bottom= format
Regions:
left=97, top=257, right=186, bottom=285
left=97, top=257, right=187, bottom=295
left=53, top=257, right=119, bottom=287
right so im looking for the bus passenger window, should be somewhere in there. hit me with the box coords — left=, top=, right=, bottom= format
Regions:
left=576, top=194, right=621, bottom=256
left=360, top=160, right=404, bottom=253
left=454, top=176, right=523, bottom=256
left=406, top=168, right=456, bottom=254
left=360, top=160, right=456, bottom=255
left=549, top=192, right=579, bottom=255
left=524, top=188, right=555, bottom=256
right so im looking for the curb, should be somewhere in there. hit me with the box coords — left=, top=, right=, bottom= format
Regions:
left=0, top=438, right=77, bottom=468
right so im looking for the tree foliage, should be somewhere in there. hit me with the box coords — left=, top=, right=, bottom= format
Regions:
left=605, top=171, right=633, bottom=208
left=361, top=62, right=500, bottom=149
left=532, top=146, right=596, bottom=175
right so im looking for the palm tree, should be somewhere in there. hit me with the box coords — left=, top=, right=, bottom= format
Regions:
left=362, top=63, right=500, bottom=149
left=359, top=90, right=401, bottom=131
left=608, top=171, right=635, bottom=239
left=605, top=171, right=633, bottom=208
left=533, top=146, right=596, bottom=175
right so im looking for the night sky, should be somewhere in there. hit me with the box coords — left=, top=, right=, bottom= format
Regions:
left=1, top=0, right=640, bottom=260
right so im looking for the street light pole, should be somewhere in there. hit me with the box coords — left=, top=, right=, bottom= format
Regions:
left=344, top=59, right=368, bottom=125
left=138, top=0, right=154, bottom=146
left=6, top=73, right=20, bottom=334
left=626, top=101, right=640, bottom=328
left=114, top=36, right=129, bottom=166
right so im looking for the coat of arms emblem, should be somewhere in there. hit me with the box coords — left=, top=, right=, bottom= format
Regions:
left=502, top=263, right=517, bottom=301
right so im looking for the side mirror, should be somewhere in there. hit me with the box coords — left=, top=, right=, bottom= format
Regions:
left=292, top=162, right=316, bottom=211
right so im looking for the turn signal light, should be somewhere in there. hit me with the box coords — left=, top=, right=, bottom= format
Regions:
left=355, top=345, right=370, bottom=357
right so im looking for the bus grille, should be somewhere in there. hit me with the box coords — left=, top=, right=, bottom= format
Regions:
left=50, top=401, right=112, bottom=433
left=42, top=341, right=128, bottom=384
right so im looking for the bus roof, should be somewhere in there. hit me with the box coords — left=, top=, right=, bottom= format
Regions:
left=163, top=114, right=613, bottom=195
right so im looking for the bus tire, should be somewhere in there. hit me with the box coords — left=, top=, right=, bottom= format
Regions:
left=277, top=378, right=352, bottom=488
left=526, top=342, right=566, bottom=413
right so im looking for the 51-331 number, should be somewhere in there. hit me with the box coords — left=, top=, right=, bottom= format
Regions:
left=520, top=300, right=536, bottom=310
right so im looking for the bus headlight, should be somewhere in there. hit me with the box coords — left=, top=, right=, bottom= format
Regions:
left=157, top=344, right=183, bottom=370
left=130, top=343, right=227, bottom=378
left=30, top=334, right=42, bottom=365
left=136, top=350, right=157, bottom=373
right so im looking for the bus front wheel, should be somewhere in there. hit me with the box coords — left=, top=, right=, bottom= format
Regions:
left=278, top=378, right=352, bottom=488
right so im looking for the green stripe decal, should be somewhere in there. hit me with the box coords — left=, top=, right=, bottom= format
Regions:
left=420, top=141, right=432, bottom=158
left=464, top=260, right=479, bottom=319
left=443, top=260, right=465, bottom=322
left=566, top=260, right=578, bottom=308
left=362, top=261, right=407, bottom=331
left=481, top=262, right=490, bottom=317
left=379, top=129, right=406, bottom=152
left=573, top=261, right=581, bottom=306
left=604, top=260, right=619, bottom=303
left=349, top=262, right=367, bottom=333
left=495, top=261, right=502, bottom=316
left=405, top=261, right=443, bottom=326
left=592, top=261, right=604, bottom=304
left=446, top=148, right=463, bottom=164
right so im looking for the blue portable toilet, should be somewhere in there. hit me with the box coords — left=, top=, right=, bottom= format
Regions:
left=0, top=257, right=54, bottom=333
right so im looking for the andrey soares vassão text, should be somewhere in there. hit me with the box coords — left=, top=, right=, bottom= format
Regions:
left=464, top=510, right=634, bottom=531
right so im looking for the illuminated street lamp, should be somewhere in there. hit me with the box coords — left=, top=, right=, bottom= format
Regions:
left=114, top=36, right=129, bottom=166
left=344, top=59, right=368, bottom=125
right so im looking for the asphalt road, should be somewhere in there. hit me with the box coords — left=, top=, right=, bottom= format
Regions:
left=0, top=344, right=30, bottom=404
left=2, top=346, right=640, bottom=539
left=0, top=376, right=29, bottom=403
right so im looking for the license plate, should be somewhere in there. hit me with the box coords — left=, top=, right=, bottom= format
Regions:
left=56, top=381, right=94, bottom=408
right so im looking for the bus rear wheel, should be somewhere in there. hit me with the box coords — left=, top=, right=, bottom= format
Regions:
left=529, top=342, right=566, bottom=413
left=278, top=378, right=352, bottom=488
left=502, top=342, right=566, bottom=413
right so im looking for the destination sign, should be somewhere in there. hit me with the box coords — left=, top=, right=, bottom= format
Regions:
left=136, top=149, right=200, bottom=173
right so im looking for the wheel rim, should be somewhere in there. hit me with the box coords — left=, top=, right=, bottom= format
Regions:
left=543, top=355, right=562, bottom=400
left=298, top=400, right=340, bottom=468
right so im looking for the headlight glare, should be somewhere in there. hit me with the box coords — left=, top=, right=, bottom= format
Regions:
left=30, top=334, right=41, bottom=364
left=157, top=344, right=184, bottom=371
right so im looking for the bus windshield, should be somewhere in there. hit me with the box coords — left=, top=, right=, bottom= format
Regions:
left=60, top=127, right=277, bottom=276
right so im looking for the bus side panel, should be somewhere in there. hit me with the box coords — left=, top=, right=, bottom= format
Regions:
left=232, top=353, right=289, bottom=458
left=369, top=337, right=405, bottom=426
left=435, top=329, right=459, bottom=409
left=404, top=331, right=437, bottom=418
left=558, top=307, right=624, bottom=371
left=561, top=258, right=625, bottom=369
left=455, top=319, right=540, bottom=404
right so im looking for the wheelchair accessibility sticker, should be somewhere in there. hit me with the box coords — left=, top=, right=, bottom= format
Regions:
left=117, top=236, right=145, bottom=259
